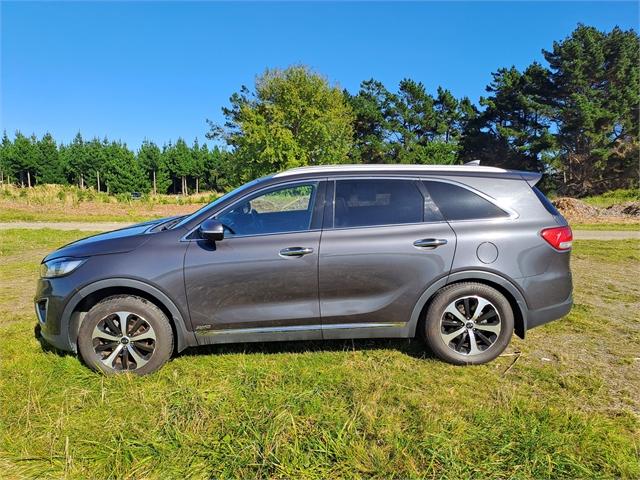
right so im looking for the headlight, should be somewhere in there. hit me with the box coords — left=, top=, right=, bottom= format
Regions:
left=40, top=257, right=86, bottom=278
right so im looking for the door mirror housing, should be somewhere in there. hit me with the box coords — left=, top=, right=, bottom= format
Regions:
left=199, top=218, right=225, bottom=242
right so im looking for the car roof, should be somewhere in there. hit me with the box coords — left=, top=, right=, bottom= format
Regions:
left=271, top=164, right=542, bottom=185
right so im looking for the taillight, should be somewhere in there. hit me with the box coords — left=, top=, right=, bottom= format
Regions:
left=540, top=226, right=573, bottom=251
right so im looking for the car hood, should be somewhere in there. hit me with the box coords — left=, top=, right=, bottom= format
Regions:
left=43, top=216, right=177, bottom=262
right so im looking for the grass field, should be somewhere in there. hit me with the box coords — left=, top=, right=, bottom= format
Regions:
left=0, top=184, right=213, bottom=223
left=571, top=222, right=640, bottom=231
left=0, top=229, right=639, bottom=478
left=581, top=188, right=640, bottom=208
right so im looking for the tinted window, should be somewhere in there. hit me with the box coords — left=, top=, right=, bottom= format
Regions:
left=334, top=179, right=426, bottom=227
left=424, top=181, right=508, bottom=221
left=216, top=183, right=316, bottom=236
left=533, top=187, right=560, bottom=216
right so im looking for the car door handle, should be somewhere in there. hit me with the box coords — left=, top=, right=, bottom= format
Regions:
left=279, top=247, right=314, bottom=257
left=413, top=238, right=448, bottom=249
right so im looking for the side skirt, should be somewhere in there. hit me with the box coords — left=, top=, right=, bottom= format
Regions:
left=194, top=322, right=411, bottom=346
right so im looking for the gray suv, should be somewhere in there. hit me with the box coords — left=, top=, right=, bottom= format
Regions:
left=35, top=165, right=573, bottom=374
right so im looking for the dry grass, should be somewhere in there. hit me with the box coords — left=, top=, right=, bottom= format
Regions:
left=0, top=184, right=213, bottom=222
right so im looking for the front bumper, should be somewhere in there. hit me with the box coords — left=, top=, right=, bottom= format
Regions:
left=34, top=276, right=77, bottom=353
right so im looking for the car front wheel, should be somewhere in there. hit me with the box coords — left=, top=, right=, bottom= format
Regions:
left=423, top=282, right=514, bottom=365
left=77, top=295, right=173, bottom=375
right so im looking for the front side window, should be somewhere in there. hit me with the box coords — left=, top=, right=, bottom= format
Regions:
left=423, top=181, right=509, bottom=221
left=216, top=183, right=317, bottom=236
left=334, top=179, right=425, bottom=228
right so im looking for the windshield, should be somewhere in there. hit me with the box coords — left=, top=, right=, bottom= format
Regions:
left=171, top=178, right=264, bottom=229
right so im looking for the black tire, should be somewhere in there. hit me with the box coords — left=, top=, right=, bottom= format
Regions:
left=423, top=282, right=514, bottom=365
left=77, top=295, right=173, bottom=375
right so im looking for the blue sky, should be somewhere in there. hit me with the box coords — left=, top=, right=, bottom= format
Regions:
left=1, top=1, right=638, bottom=149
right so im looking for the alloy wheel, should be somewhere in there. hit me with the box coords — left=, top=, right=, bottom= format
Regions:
left=91, top=311, right=156, bottom=370
left=439, top=295, right=501, bottom=356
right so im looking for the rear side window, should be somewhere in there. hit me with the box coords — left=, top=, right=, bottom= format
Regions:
left=423, top=181, right=509, bottom=221
left=334, top=179, right=426, bottom=228
left=532, top=187, right=561, bottom=216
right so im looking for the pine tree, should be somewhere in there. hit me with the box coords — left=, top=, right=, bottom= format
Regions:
left=63, top=132, right=87, bottom=187
left=174, top=138, right=192, bottom=195
left=138, top=140, right=170, bottom=194
left=0, top=131, right=13, bottom=184
left=543, top=25, right=639, bottom=194
left=460, top=64, right=554, bottom=172
left=37, top=133, right=64, bottom=184
left=103, top=141, right=149, bottom=194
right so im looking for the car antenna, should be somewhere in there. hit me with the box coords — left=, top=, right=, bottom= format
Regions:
left=465, top=160, right=481, bottom=166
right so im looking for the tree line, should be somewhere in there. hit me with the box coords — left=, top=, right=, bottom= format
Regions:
left=1, top=24, right=638, bottom=196
left=0, top=132, right=229, bottom=195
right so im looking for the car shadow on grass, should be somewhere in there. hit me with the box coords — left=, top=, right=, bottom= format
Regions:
left=34, top=323, right=437, bottom=363
left=33, top=323, right=77, bottom=357
left=177, top=337, right=436, bottom=361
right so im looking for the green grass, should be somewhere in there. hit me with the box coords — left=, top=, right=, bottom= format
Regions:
left=581, top=188, right=640, bottom=208
left=0, top=230, right=639, bottom=478
left=571, top=222, right=640, bottom=231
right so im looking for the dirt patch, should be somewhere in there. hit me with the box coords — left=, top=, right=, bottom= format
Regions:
left=553, top=197, right=640, bottom=224
left=606, top=201, right=640, bottom=217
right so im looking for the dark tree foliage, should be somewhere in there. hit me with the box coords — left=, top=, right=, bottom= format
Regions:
left=0, top=131, right=224, bottom=195
left=460, top=63, right=555, bottom=172
left=461, top=24, right=638, bottom=195
left=346, top=80, right=475, bottom=165
left=543, top=25, right=639, bottom=195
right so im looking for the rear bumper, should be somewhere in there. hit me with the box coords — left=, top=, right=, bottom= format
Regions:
left=526, top=294, right=573, bottom=330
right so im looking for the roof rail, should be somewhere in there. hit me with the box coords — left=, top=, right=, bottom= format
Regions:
left=273, top=164, right=507, bottom=177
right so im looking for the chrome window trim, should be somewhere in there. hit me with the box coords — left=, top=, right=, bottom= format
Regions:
left=329, top=220, right=451, bottom=233
left=195, top=321, right=407, bottom=336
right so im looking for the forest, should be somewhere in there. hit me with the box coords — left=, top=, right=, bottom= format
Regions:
left=1, top=25, right=638, bottom=197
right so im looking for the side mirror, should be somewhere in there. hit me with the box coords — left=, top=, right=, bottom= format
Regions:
left=199, top=218, right=224, bottom=242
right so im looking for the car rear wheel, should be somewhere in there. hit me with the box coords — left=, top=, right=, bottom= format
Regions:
left=423, top=282, right=514, bottom=365
left=77, top=295, right=173, bottom=375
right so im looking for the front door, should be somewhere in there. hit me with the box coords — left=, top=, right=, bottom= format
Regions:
left=319, top=178, right=456, bottom=331
left=184, top=180, right=325, bottom=335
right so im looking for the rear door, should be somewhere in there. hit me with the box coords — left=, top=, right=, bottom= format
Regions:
left=318, top=178, right=456, bottom=332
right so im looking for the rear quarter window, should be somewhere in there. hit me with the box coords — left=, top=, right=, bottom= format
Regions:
left=423, top=181, right=509, bottom=221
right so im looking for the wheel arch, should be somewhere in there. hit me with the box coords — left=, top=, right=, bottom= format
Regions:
left=63, top=278, right=197, bottom=353
left=409, top=270, right=529, bottom=339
